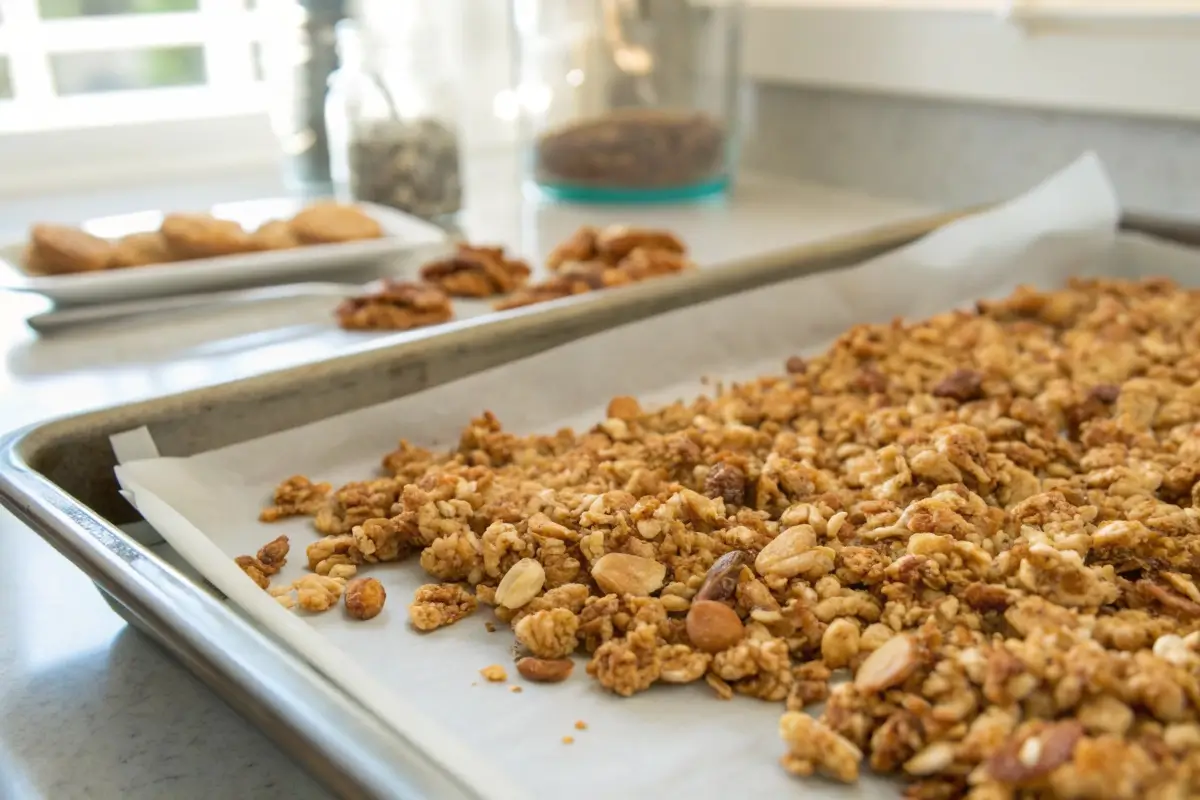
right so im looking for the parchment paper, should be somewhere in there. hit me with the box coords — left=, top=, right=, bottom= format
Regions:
left=113, top=154, right=1200, bottom=800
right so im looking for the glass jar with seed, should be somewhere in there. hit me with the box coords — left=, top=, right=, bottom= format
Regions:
left=511, top=0, right=743, bottom=204
left=326, top=6, right=463, bottom=223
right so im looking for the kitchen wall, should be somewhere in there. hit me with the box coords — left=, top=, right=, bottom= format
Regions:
left=743, top=83, right=1200, bottom=219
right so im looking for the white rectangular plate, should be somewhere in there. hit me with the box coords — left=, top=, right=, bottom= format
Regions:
left=0, top=198, right=448, bottom=306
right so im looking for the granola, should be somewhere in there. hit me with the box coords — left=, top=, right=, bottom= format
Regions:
left=262, top=277, right=1200, bottom=796
left=496, top=225, right=693, bottom=311
left=335, top=280, right=453, bottom=332
left=419, top=243, right=531, bottom=298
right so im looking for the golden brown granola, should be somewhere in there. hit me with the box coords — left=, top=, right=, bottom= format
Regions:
left=260, top=476, right=330, bottom=522
left=335, top=280, right=453, bottom=332
left=419, top=243, right=531, bottom=298
left=264, top=277, right=1200, bottom=797
left=496, top=225, right=692, bottom=311
left=408, top=583, right=478, bottom=632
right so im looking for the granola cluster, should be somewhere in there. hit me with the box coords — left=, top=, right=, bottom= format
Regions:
left=419, top=243, right=531, bottom=298
left=336, top=227, right=692, bottom=330
left=334, top=280, right=454, bottom=332
left=495, top=225, right=693, bottom=311
left=264, top=277, right=1200, bottom=798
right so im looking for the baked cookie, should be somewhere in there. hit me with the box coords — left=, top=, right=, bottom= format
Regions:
left=160, top=213, right=253, bottom=259
left=250, top=220, right=302, bottom=251
left=27, top=223, right=114, bottom=274
left=289, top=203, right=383, bottom=245
left=110, top=232, right=176, bottom=268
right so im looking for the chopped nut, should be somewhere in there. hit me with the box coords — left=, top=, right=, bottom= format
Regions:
left=495, top=558, right=546, bottom=609
left=686, top=599, right=745, bottom=654
left=480, top=664, right=507, bottom=682
left=590, top=553, right=666, bottom=597
left=854, top=634, right=918, bottom=693
left=574, top=720, right=587, bottom=730
left=516, top=657, right=575, bottom=683
left=344, top=577, right=386, bottom=620
left=755, top=526, right=834, bottom=579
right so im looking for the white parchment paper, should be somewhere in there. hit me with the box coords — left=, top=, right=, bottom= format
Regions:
left=113, top=154, right=1200, bottom=800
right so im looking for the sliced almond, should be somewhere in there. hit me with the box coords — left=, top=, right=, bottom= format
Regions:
left=591, top=552, right=666, bottom=597
left=854, top=633, right=918, bottom=693
left=495, top=558, right=546, bottom=609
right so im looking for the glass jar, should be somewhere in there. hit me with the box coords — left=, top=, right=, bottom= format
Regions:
left=325, top=5, right=463, bottom=222
left=511, top=0, right=743, bottom=204
left=258, top=0, right=349, bottom=197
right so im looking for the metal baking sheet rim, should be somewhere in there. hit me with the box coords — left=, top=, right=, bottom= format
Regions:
left=2, top=208, right=1180, bottom=800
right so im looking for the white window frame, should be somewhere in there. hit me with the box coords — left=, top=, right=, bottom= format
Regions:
left=1, top=0, right=1198, bottom=199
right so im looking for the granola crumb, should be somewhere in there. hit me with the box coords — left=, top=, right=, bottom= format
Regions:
left=562, top=735, right=574, bottom=745
left=485, top=621, right=497, bottom=633
left=480, top=664, right=507, bottom=682
left=509, top=685, right=523, bottom=693
left=408, top=583, right=477, bottom=632
left=574, top=720, right=587, bottom=731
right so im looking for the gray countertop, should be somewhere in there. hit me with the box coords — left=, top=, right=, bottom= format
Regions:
left=0, top=155, right=930, bottom=799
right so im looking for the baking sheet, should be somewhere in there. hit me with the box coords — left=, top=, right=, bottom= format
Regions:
left=112, top=153, right=1200, bottom=799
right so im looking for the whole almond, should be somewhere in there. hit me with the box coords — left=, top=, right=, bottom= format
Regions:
left=854, top=633, right=918, bottom=693
left=686, top=599, right=745, bottom=653
left=591, top=552, right=666, bottom=597
left=516, top=657, right=575, bottom=683
left=495, top=558, right=546, bottom=609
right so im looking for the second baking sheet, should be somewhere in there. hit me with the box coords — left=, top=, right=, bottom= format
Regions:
left=113, top=153, right=1190, bottom=799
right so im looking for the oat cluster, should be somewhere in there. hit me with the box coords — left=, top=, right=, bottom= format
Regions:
left=495, top=225, right=693, bottom=311
left=259, top=277, right=1200, bottom=798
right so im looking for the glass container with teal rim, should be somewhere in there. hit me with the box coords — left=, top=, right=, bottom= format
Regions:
left=510, top=0, right=743, bottom=204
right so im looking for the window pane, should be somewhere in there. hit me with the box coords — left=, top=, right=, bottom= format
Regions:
left=0, top=58, right=11, bottom=100
left=50, top=46, right=206, bottom=95
left=39, top=0, right=198, bottom=20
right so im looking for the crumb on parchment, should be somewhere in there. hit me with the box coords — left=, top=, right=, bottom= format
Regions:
left=258, top=277, right=1200, bottom=796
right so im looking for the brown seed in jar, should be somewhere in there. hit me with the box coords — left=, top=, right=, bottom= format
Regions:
left=694, top=550, right=753, bottom=602
left=516, top=657, right=575, bottom=683
left=686, top=599, right=745, bottom=654
left=344, top=577, right=387, bottom=620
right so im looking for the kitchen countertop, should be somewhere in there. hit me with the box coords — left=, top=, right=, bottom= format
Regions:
left=0, top=157, right=931, bottom=799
